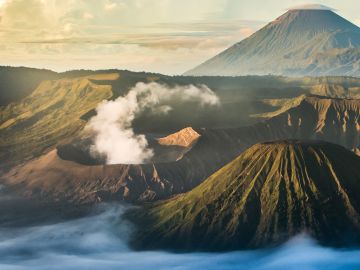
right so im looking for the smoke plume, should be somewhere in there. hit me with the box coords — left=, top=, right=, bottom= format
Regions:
left=86, top=82, right=220, bottom=164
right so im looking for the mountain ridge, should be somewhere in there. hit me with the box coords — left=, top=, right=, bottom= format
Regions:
left=1, top=94, right=359, bottom=204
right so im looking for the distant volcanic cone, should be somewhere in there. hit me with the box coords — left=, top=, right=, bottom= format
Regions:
left=128, top=140, right=360, bottom=251
left=185, top=4, right=360, bottom=77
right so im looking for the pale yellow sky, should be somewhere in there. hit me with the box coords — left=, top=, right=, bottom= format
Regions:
left=0, top=0, right=359, bottom=74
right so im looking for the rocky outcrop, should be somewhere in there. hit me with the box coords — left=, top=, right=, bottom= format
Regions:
left=157, top=127, right=200, bottom=148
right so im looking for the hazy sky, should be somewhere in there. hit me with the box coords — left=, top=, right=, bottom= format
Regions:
left=0, top=0, right=359, bottom=74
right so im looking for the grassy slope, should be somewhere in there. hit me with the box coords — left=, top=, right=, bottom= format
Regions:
left=0, top=67, right=359, bottom=205
left=129, top=141, right=360, bottom=251
left=0, top=67, right=59, bottom=106
left=0, top=74, right=115, bottom=166
left=1, top=66, right=360, bottom=165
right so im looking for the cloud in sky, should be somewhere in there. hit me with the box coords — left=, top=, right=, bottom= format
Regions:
left=0, top=0, right=265, bottom=73
left=0, top=0, right=358, bottom=74
left=83, top=12, right=94, bottom=20
left=104, top=2, right=118, bottom=11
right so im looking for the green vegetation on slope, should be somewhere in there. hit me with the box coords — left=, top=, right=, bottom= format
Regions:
left=0, top=75, right=114, bottom=166
left=1, top=66, right=360, bottom=166
left=129, top=141, right=360, bottom=251
left=0, top=66, right=59, bottom=106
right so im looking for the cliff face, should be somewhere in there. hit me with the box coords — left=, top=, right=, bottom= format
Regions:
left=197, top=95, right=360, bottom=159
left=254, top=95, right=360, bottom=153
left=129, top=141, right=360, bottom=251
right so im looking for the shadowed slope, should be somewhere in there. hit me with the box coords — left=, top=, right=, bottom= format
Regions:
left=253, top=95, right=360, bottom=154
left=0, top=67, right=59, bottom=106
left=197, top=95, right=360, bottom=158
left=129, top=141, right=360, bottom=251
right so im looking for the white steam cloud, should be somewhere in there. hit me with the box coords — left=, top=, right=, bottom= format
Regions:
left=86, top=82, right=220, bottom=164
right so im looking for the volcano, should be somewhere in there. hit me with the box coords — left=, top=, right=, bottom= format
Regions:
left=185, top=5, right=360, bottom=77
left=129, top=141, right=360, bottom=251
left=2, top=94, right=359, bottom=204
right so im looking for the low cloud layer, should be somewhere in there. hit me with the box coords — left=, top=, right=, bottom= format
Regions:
left=0, top=204, right=360, bottom=270
left=86, top=82, right=219, bottom=164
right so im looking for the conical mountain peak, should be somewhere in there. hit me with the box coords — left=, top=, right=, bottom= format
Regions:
left=185, top=6, right=360, bottom=76
left=129, top=140, right=360, bottom=251
left=270, top=8, right=359, bottom=33
left=287, top=4, right=335, bottom=11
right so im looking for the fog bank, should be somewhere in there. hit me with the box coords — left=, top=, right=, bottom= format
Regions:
left=0, top=204, right=359, bottom=270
